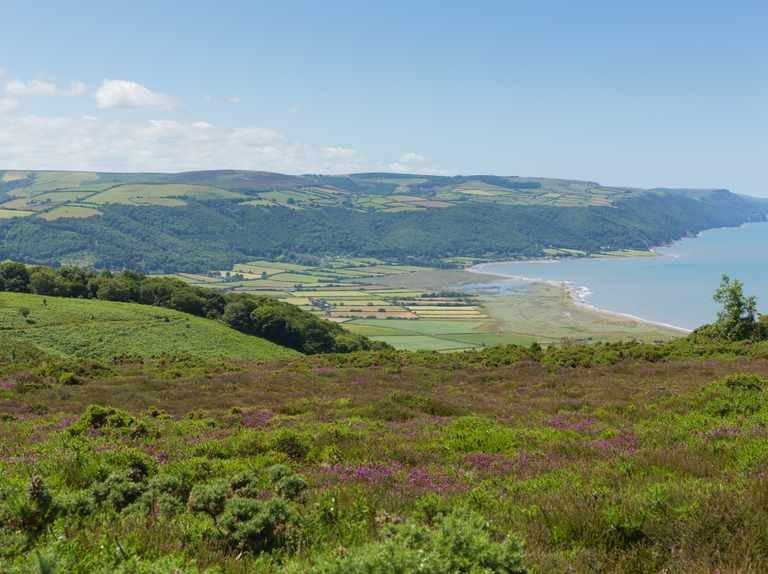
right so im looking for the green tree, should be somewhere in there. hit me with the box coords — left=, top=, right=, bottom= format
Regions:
left=0, top=260, right=30, bottom=292
left=29, top=267, right=58, bottom=295
left=713, top=274, right=759, bottom=341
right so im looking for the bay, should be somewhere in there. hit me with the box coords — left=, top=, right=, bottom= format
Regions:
left=473, top=222, right=768, bottom=331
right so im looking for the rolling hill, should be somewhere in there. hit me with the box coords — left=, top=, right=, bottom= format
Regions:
left=0, top=169, right=766, bottom=272
left=0, top=292, right=299, bottom=361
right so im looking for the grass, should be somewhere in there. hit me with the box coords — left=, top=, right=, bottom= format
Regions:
left=3, top=342, right=768, bottom=571
left=369, top=334, right=475, bottom=350
left=0, top=293, right=298, bottom=361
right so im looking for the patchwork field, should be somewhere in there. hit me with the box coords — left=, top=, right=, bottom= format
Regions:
left=0, top=292, right=298, bottom=361
left=0, top=170, right=647, bottom=223
left=167, top=259, right=680, bottom=351
left=0, top=174, right=249, bottom=219
left=165, top=259, right=497, bottom=351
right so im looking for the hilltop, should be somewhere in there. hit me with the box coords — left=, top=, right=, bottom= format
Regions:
left=1, top=170, right=765, bottom=272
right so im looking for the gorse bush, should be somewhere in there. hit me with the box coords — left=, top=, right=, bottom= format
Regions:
left=702, top=373, right=768, bottom=418
left=312, top=508, right=527, bottom=574
left=69, top=405, right=153, bottom=439
left=186, top=464, right=307, bottom=554
left=218, top=496, right=298, bottom=554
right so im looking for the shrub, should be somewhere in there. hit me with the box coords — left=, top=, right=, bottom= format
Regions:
left=69, top=404, right=153, bottom=439
left=188, top=479, right=229, bottom=520
left=275, top=474, right=308, bottom=501
left=59, top=489, right=97, bottom=518
left=703, top=373, right=768, bottom=417
left=229, top=470, right=263, bottom=499
left=20, top=476, right=59, bottom=539
left=312, top=508, right=527, bottom=573
left=218, top=496, right=298, bottom=553
left=267, top=464, right=294, bottom=484
left=70, top=404, right=134, bottom=433
left=91, top=472, right=147, bottom=512
left=270, top=429, right=311, bottom=460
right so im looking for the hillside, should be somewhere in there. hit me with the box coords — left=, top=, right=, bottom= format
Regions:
left=0, top=170, right=765, bottom=271
left=3, top=340, right=768, bottom=572
left=0, top=292, right=298, bottom=361
left=0, top=262, right=385, bottom=355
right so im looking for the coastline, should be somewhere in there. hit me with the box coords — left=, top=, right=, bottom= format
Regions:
left=467, top=263, right=692, bottom=334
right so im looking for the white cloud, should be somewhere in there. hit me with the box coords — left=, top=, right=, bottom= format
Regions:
left=399, top=152, right=427, bottom=164
left=94, top=79, right=173, bottom=109
left=0, top=114, right=376, bottom=174
left=321, top=146, right=358, bottom=160
left=386, top=151, right=445, bottom=174
left=227, top=96, right=241, bottom=104
left=0, top=97, right=18, bottom=113
left=6, top=79, right=86, bottom=97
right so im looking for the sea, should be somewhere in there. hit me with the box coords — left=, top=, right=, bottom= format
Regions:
left=472, top=222, right=768, bottom=331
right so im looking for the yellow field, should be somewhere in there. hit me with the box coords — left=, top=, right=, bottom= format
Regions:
left=88, top=184, right=245, bottom=206
left=39, top=206, right=101, bottom=221
left=1, top=171, right=29, bottom=182
left=0, top=208, right=34, bottom=219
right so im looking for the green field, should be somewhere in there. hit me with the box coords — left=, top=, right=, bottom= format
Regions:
left=0, top=293, right=298, bottom=360
left=165, top=258, right=682, bottom=351
left=166, top=258, right=497, bottom=350
left=0, top=169, right=696, bottom=222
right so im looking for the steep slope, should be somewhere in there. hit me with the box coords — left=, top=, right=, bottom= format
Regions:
left=0, top=292, right=299, bottom=360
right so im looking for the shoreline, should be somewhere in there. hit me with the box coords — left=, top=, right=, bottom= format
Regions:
left=467, top=264, right=692, bottom=334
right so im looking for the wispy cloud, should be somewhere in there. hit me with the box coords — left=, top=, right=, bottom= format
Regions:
left=0, top=115, right=373, bottom=174
left=399, top=152, right=426, bottom=164
left=0, top=97, right=18, bottom=113
left=6, top=79, right=87, bottom=97
left=94, top=79, right=174, bottom=109
left=321, top=146, right=358, bottom=160
left=388, top=151, right=443, bottom=174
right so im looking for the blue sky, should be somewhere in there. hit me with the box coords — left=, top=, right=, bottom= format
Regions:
left=1, top=1, right=767, bottom=195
